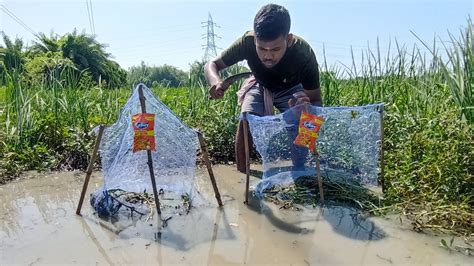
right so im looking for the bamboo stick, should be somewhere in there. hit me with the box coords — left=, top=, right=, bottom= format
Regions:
left=76, top=124, right=105, bottom=215
left=379, top=105, right=385, bottom=193
left=316, top=153, right=324, bottom=204
left=138, top=85, right=162, bottom=218
left=196, top=129, right=223, bottom=207
left=304, top=103, right=324, bottom=204
left=242, top=113, right=251, bottom=204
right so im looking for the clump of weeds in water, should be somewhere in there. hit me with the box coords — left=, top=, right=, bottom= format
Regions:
left=263, top=176, right=381, bottom=212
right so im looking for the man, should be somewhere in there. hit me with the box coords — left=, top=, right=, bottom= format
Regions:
left=204, top=4, right=322, bottom=173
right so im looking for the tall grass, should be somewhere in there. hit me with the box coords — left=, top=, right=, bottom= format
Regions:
left=321, top=39, right=451, bottom=117
left=411, top=18, right=474, bottom=122
left=440, top=18, right=473, bottom=122
left=316, top=22, right=473, bottom=236
left=0, top=67, right=129, bottom=178
left=3, top=69, right=123, bottom=147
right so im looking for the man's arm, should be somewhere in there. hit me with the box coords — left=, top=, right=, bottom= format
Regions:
left=304, top=87, right=323, bottom=106
left=204, top=57, right=227, bottom=87
left=289, top=87, right=323, bottom=107
left=293, top=41, right=322, bottom=107
left=204, top=58, right=229, bottom=99
left=205, top=33, right=249, bottom=99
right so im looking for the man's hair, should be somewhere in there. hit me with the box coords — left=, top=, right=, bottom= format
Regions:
left=253, top=4, right=291, bottom=41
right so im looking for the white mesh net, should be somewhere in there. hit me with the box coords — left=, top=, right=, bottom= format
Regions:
left=245, top=103, right=384, bottom=196
left=90, top=84, right=203, bottom=218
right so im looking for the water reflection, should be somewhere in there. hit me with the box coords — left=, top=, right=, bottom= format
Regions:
left=78, top=217, right=115, bottom=265
left=321, top=204, right=385, bottom=241
left=246, top=192, right=315, bottom=234
left=87, top=206, right=236, bottom=251
left=0, top=173, right=82, bottom=239
left=246, top=192, right=385, bottom=241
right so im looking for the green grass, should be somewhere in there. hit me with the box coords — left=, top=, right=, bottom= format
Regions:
left=0, top=86, right=6, bottom=147
left=0, top=86, right=5, bottom=116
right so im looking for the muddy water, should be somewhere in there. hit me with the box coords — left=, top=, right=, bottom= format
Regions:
left=0, top=165, right=471, bottom=265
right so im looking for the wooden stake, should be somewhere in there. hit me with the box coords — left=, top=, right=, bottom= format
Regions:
left=379, top=105, right=385, bottom=193
left=242, top=113, right=251, bottom=204
left=315, top=153, right=324, bottom=204
left=304, top=103, right=324, bottom=204
left=138, top=85, right=162, bottom=218
left=196, top=129, right=223, bottom=207
left=76, top=124, right=105, bottom=215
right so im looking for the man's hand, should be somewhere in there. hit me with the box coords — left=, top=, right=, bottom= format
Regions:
left=205, top=58, right=229, bottom=99
left=209, top=82, right=230, bottom=99
left=288, top=91, right=311, bottom=107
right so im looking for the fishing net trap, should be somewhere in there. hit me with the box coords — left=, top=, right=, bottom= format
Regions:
left=76, top=84, right=222, bottom=225
left=242, top=103, right=384, bottom=209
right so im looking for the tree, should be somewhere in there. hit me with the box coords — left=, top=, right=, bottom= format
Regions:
left=23, top=52, right=78, bottom=88
left=187, top=60, right=250, bottom=88
left=127, top=63, right=187, bottom=88
left=29, top=29, right=126, bottom=88
left=0, top=32, right=26, bottom=73
left=127, top=61, right=153, bottom=87
left=149, top=64, right=187, bottom=87
left=59, top=29, right=109, bottom=83
left=30, top=32, right=61, bottom=55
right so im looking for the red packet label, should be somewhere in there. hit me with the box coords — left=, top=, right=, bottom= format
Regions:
left=132, top=113, right=156, bottom=152
left=293, top=111, right=324, bottom=152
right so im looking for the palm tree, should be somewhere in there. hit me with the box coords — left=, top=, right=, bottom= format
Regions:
left=28, top=29, right=126, bottom=87
left=60, top=29, right=109, bottom=82
left=0, top=32, right=25, bottom=72
left=29, top=32, right=61, bottom=54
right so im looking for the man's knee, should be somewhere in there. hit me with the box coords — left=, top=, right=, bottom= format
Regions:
left=240, top=86, right=265, bottom=116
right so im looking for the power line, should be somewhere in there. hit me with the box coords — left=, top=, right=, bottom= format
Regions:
left=0, top=4, right=37, bottom=38
left=105, top=27, right=201, bottom=42
left=114, top=45, right=202, bottom=58
left=110, top=36, right=200, bottom=52
left=104, top=24, right=200, bottom=37
left=85, top=0, right=95, bottom=35
left=201, top=12, right=220, bottom=62
left=118, top=47, right=202, bottom=59
left=85, top=0, right=92, bottom=34
left=89, top=0, right=96, bottom=35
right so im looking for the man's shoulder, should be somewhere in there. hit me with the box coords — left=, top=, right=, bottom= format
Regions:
left=228, top=31, right=255, bottom=49
left=242, top=31, right=256, bottom=43
left=291, top=34, right=313, bottom=50
left=288, top=34, right=316, bottom=61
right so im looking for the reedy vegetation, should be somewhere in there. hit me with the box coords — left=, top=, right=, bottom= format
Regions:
left=0, top=21, right=472, bottom=236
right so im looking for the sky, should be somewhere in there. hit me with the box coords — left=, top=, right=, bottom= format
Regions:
left=1, top=0, right=472, bottom=72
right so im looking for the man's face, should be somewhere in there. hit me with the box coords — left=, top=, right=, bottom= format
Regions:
left=255, top=34, right=292, bottom=68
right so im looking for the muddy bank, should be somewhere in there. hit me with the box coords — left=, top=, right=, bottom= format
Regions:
left=0, top=165, right=471, bottom=265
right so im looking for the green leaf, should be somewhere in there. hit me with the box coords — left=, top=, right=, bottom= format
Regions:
left=440, top=239, right=449, bottom=249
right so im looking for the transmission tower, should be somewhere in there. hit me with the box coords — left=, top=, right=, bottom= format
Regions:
left=201, top=13, right=220, bottom=62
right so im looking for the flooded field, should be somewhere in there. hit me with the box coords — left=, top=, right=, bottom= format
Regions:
left=0, top=165, right=471, bottom=265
